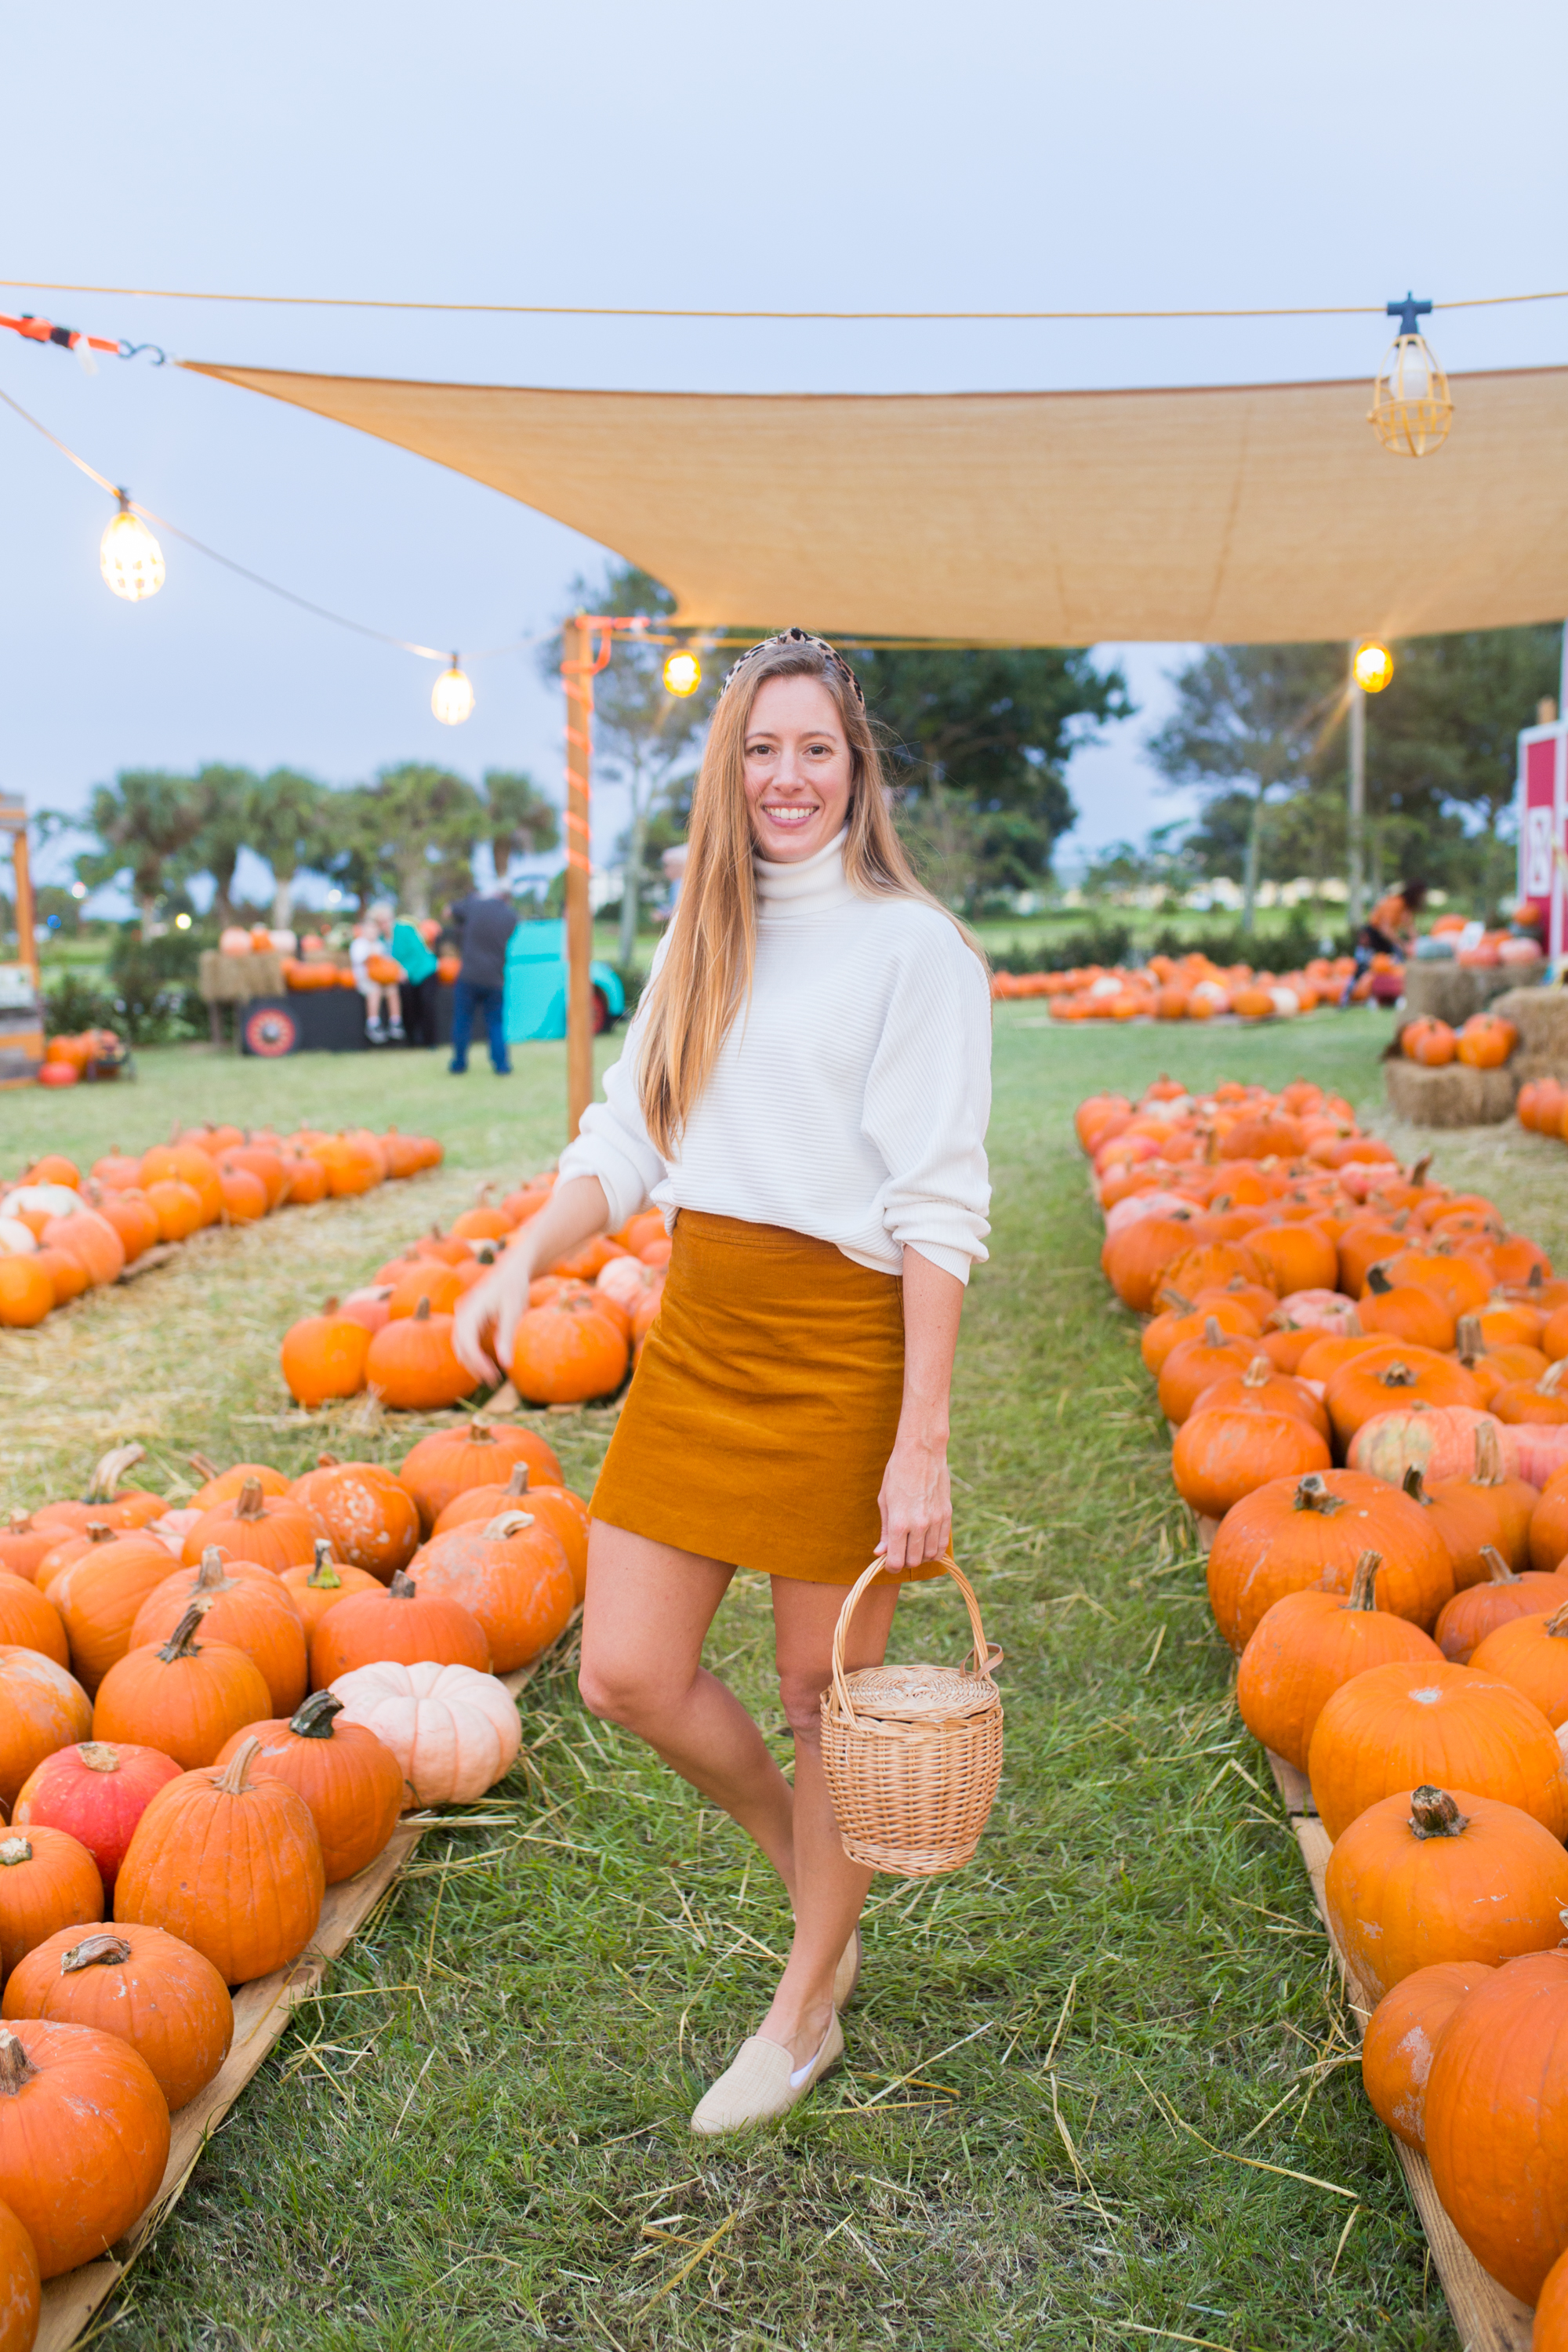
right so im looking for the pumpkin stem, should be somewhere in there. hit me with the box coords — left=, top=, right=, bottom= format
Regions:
left=1529, top=1265, right=1545, bottom=1292
left=1381, top=1363, right=1417, bottom=1388
left=234, top=1476, right=267, bottom=1523
left=1481, top=1544, right=1518, bottom=1588
left=158, top=1603, right=207, bottom=1663
left=322, top=1295, right=340, bottom=1315
left=0, top=1838, right=31, bottom=1867
left=505, top=1463, right=531, bottom=1497
left=1292, top=1473, right=1344, bottom=1516
left=188, top=1451, right=221, bottom=1482
left=1410, top=1154, right=1433, bottom=1187
left=289, top=1690, right=343, bottom=1739
left=0, top=2028, right=37, bottom=2096
left=412, top=1298, right=432, bottom=1323
left=1203, top=1316, right=1223, bottom=1347
left=470, top=1421, right=496, bottom=1446
left=77, top=1742, right=121, bottom=1774
left=213, top=1737, right=261, bottom=1795
left=195, top=1546, right=230, bottom=1593
left=1543, top=1361, right=1568, bottom=1397
left=62, top=1933, right=132, bottom=1973
left=1454, top=1316, right=1483, bottom=1364
left=85, top=1520, right=116, bottom=1546
left=1403, top=1465, right=1428, bottom=1504
left=1348, top=1551, right=1382, bottom=1610
left=1409, top=1785, right=1467, bottom=1840
left=388, top=1569, right=419, bottom=1599
left=1471, top=1422, right=1503, bottom=1486
left=317, top=1454, right=341, bottom=1468
left=4, top=1512, right=33, bottom=1534
left=1546, top=1602, right=1568, bottom=1639
left=1242, top=1356, right=1272, bottom=1390
left=85, top=1441, right=144, bottom=1502
left=1367, top=1265, right=1394, bottom=1296
left=307, top=1539, right=342, bottom=1590
left=483, top=1510, right=534, bottom=1539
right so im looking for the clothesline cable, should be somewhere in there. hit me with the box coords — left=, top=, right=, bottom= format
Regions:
left=2, top=278, right=1567, bottom=323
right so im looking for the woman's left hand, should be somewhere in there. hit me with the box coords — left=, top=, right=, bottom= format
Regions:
left=877, top=1420, right=952, bottom=1572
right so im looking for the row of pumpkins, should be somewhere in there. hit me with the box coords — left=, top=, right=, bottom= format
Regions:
left=0, top=1423, right=589, bottom=2341
left=996, top=950, right=1397, bottom=1018
left=1081, top=1074, right=1568, bottom=2335
left=209, top=920, right=461, bottom=993
left=0, top=1123, right=443, bottom=1332
left=1399, top=1011, right=1519, bottom=1069
left=278, top=1169, right=668, bottom=1414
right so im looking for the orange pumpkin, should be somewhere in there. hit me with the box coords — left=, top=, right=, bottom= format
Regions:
left=397, top=1420, right=564, bottom=1534
left=0, top=1516, right=54, bottom=1584
left=1456, top=1012, right=1516, bottom=1069
left=308, top=1569, right=490, bottom=1686
left=1236, top=1550, right=1442, bottom=1770
left=213, top=1691, right=403, bottom=1884
left=1171, top=1405, right=1330, bottom=1521
left=30, top=1245, right=90, bottom=1306
left=1432, top=1541, right=1568, bottom=1664
left=0, top=2019, right=169, bottom=2278
left=12, top=1741, right=182, bottom=1892
left=180, top=1476, right=318, bottom=1573
left=0, top=1258, right=54, bottom=1328
left=1, top=1923, right=231, bottom=2112
left=1242, top=1221, right=1338, bottom=1298
left=1163, top=1240, right=1278, bottom=1302
left=1325, top=1784, right=1568, bottom=2001
left=0, top=2190, right=38, bottom=2348
left=1155, top=1318, right=1261, bottom=1425
left=509, top=1294, right=630, bottom=1407
left=0, top=1829, right=102, bottom=1980
left=186, top=1458, right=293, bottom=1511
left=93, top=1606, right=274, bottom=1771
left=290, top=1460, right=421, bottom=1581
left=1139, top=1292, right=1261, bottom=1375
left=279, top=1541, right=385, bottom=1638
left=1326, top=1348, right=1486, bottom=1450
left=408, top=1510, right=575, bottom=1672
left=1378, top=1246, right=1493, bottom=1323
left=129, top=1548, right=307, bottom=1717
left=137, top=1142, right=222, bottom=1223
left=1207, top=1469, right=1454, bottom=1650
left=1356, top=1265, right=1457, bottom=1352
left=384, top=1261, right=480, bottom=1319
left=1471, top=1597, right=1568, bottom=1727
left=280, top=1306, right=370, bottom=1406
left=38, top=1210, right=125, bottom=1288
left=1184, top=1356, right=1330, bottom=1442
left=1419, top=1421, right=1537, bottom=1584
left=1425, top=1952, right=1568, bottom=2302
left=1307, top=1658, right=1568, bottom=1842
left=1361, top=1959, right=1494, bottom=2151
left=1533, top=1470, right=1568, bottom=1574
left=0, top=1573, right=67, bottom=1668
left=115, top=1737, right=325, bottom=1986
left=142, top=1177, right=205, bottom=1242
left=365, top=1299, right=477, bottom=1411
left=1494, top=1360, right=1568, bottom=1425
left=221, top=1143, right=288, bottom=1208
left=0, top=1651, right=93, bottom=1813
left=1540, top=2249, right=1568, bottom=2350
left=430, top=1464, right=590, bottom=1604
left=1101, top=1215, right=1208, bottom=1312
left=45, top=1534, right=176, bottom=1697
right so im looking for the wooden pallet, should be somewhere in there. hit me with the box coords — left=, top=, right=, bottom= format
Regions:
left=33, top=1653, right=551, bottom=2352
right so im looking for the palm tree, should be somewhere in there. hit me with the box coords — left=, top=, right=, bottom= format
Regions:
left=72, top=771, right=209, bottom=935
left=482, top=770, right=559, bottom=888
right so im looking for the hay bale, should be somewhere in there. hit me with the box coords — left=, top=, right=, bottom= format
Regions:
left=1402, top=962, right=1541, bottom=1025
left=198, top=949, right=285, bottom=1004
left=1384, top=1058, right=1517, bottom=1128
left=1493, top=985, right=1568, bottom=1065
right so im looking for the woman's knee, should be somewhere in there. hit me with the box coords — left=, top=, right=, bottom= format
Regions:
left=579, top=1646, right=685, bottom=1732
left=778, top=1668, right=830, bottom=1744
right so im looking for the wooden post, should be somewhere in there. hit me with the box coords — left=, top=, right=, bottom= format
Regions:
left=561, top=616, right=595, bottom=1140
left=9, top=816, right=38, bottom=993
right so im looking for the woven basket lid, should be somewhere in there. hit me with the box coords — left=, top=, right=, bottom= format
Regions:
left=839, top=1660, right=1000, bottom=1723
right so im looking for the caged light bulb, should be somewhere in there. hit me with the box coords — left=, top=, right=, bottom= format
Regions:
left=431, top=657, right=474, bottom=725
left=100, top=493, right=165, bottom=602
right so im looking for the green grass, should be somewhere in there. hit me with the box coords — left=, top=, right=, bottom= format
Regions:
left=9, top=1006, right=1534, bottom=2350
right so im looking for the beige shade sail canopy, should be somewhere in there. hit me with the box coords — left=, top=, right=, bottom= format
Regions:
left=183, top=359, right=1568, bottom=645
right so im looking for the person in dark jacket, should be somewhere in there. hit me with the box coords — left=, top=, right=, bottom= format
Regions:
left=448, top=886, right=517, bottom=1074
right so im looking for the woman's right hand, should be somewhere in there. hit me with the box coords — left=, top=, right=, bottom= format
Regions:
left=453, top=1245, right=536, bottom=1387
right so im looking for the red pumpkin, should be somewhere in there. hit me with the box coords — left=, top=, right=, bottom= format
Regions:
left=0, top=2020, right=169, bottom=2278
left=1, top=1922, right=231, bottom=2112
left=12, top=1742, right=182, bottom=1892
left=214, top=1691, right=404, bottom=1884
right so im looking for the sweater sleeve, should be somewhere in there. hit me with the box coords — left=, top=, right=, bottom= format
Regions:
left=861, top=921, right=992, bottom=1283
left=556, top=978, right=668, bottom=1230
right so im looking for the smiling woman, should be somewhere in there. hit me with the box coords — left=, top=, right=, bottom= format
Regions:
left=454, top=626, right=993, bottom=2135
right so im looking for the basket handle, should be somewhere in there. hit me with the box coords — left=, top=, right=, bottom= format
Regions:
left=829, top=1554, right=999, bottom=1733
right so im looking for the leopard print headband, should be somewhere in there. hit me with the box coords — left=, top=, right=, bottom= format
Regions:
left=719, top=626, right=866, bottom=710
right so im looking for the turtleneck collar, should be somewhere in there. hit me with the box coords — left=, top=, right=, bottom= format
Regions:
left=753, top=828, right=855, bottom=914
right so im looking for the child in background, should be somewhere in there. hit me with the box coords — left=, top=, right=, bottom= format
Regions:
left=350, top=905, right=405, bottom=1044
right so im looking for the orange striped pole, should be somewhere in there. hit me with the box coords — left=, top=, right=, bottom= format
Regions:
left=561, top=615, right=615, bottom=1139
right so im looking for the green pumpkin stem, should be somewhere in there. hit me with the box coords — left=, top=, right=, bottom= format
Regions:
left=307, top=1538, right=342, bottom=1590
left=1409, top=1786, right=1467, bottom=1840
left=289, top=1690, right=343, bottom=1740
left=62, top=1933, right=132, bottom=1973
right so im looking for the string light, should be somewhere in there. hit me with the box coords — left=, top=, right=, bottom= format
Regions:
left=1369, top=295, right=1453, bottom=456
left=100, top=491, right=164, bottom=601
left=662, top=650, right=701, bottom=697
left=431, top=655, right=474, bottom=724
left=1353, top=640, right=1394, bottom=693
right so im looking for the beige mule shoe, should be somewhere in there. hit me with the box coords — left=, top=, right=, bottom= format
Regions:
left=690, top=2010, right=844, bottom=2136
left=833, top=1926, right=862, bottom=2009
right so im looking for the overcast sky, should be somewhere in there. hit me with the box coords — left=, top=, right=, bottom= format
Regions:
left=2, top=0, right=1564, bottom=902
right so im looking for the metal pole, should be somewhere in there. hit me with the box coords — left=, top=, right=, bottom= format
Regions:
left=1347, top=645, right=1367, bottom=936
left=561, top=615, right=595, bottom=1141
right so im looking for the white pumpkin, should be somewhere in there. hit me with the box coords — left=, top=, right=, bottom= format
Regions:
left=328, top=1660, right=521, bottom=1806
left=595, top=1255, right=658, bottom=1308
left=0, top=1217, right=38, bottom=1255
left=219, top=926, right=253, bottom=956
left=0, top=1183, right=82, bottom=1224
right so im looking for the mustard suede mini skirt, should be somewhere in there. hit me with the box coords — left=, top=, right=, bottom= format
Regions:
left=590, top=1210, right=946, bottom=1585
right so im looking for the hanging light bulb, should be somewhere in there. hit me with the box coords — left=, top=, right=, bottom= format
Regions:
left=100, top=491, right=165, bottom=601
left=431, top=655, right=474, bottom=725
left=1369, top=294, right=1453, bottom=456
left=662, top=649, right=701, bottom=698
left=1353, top=640, right=1395, bottom=693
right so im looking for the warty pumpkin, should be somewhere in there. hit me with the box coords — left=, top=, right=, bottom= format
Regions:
left=279, top=1306, right=370, bottom=1407
left=0, top=1573, right=67, bottom=1668
left=1424, top=1952, right=1568, bottom=2303
left=0, top=2191, right=38, bottom=2352
left=180, top=1474, right=317, bottom=1574
left=0, top=2019, right=169, bottom=2278
left=1, top=1923, right=231, bottom=2112
left=12, top=1742, right=181, bottom=1892
left=1236, top=1551, right=1442, bottom=1770
left=0, top=1650, right=93, bottom=1812
left=1307, top=1658, right=1568, bottom=1842
left=279, top=1540, right=384, bottom=1638
left=93, top=1605, right=274, bottom=1771
left=430, top=1464, right=590, bottom=1603
left=1470, top=1597, right=1568, bottom=1727
left=115, top=1736, right=325, bottom=1986
left=291, top=1457, right=421, bottom=1577
left=329, top=1659, right=521, bottom=1806
left=364, top=1298, right=477, bottom=1411
left=214, top=1690, right=404, bottom=1883
left=0, top=1829, right=102, bottom=1980
left=1171, top=1403, right=1330, bottom=1522
left=397, top=1420, right=564, bottom=1534
left=1360, top=1958, right=1494, bottom=2152
left=308, top=1568, right=489, bottom=1686
left=509, top=1294, right=630, bottom=1407
left=1207, top=1468, right=1454, bottom=1650
left=130, top=1548, right=307, bottom=1717
left=1324, top=1784, right=1568, bottom=2001
left=1418, top=1421, right=1537, bottom=1584
left=1432, top=1542, right=1568, bottom=1664
left=408, top=1510, right=575, bottom=1672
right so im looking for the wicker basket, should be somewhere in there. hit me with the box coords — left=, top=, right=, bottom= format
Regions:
left=819, top=1557, right=1003, bottom=1878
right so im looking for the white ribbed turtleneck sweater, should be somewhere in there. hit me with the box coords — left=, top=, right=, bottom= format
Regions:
left=557, top=832, right=992, bottom=1281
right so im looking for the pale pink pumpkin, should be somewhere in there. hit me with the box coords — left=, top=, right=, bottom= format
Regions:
left=327, top=1660, right=520, bottom=1806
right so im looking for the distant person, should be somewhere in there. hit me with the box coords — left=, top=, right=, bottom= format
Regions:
left=447, top=881, right=516, bottom=1075
left=349, top=903, right=403, bottom=1044
left=389, top=908, right=439, bottom=1048
left=1341, top=880, right=1426, bottom=1004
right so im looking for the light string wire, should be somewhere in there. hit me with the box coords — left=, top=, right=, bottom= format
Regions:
left=3, top=278, right=1568, bottom=322
left=0, top=376, right=536, bottom=666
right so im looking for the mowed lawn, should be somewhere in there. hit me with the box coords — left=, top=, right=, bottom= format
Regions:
left=13, top=1006, right=1565, bottom=2350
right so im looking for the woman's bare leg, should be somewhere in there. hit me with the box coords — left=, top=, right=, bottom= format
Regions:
left=753, top=1573, right=898, bottom=2063
left=578, top=1520, right=797, bottom=1886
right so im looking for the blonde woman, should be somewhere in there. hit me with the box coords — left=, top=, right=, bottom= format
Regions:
left=455, top=630, right=991, bottom=2132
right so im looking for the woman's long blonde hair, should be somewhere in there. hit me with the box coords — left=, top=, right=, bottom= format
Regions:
left=637, top=633, right=983, bottom=1156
